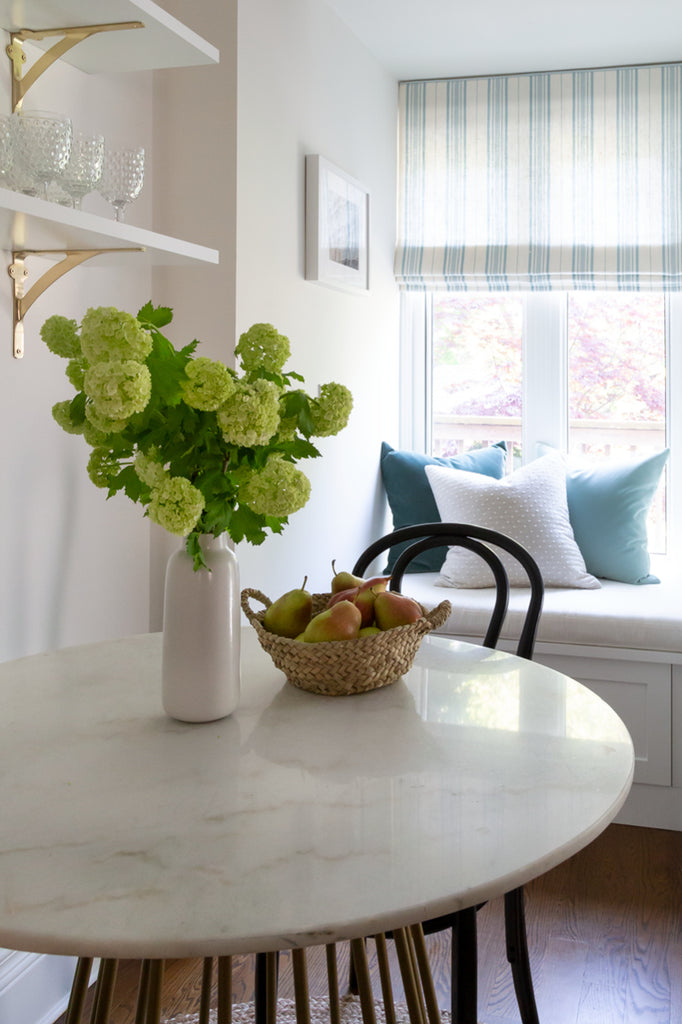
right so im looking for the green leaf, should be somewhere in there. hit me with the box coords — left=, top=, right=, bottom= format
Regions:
left=145, top=331, right=190, bottom=407
left=137, top=302, right=174, bottom=329
left=280, top=390, right=316, bottom=436
left=186, top=531, right=208, bottom=571
left=227, top=504, right=269, bottom=545
left=112, top=465, right=148, bottom=503
left=69, top=391, right=86, bottom=425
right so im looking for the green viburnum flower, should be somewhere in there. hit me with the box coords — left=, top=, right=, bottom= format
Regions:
left=181, top=357, right=236, bottom=411
left=135, top=449, right=168, bottom=489
left=87, top=447, right=120, bottom=489
left=41, top=316, right=81, bottom=359
left=148, top=476, right=205, bottom=537
left=82, top=420, right=110, bottom=447
left=239, top=455, right=311, bottom=517
left=80, top=307, right=152, bottom=364
left=65, top=357, right=88, bottom=391
left=84, top=360, right=152, bottom=420
left=84, top=403, right=127, bottom=436
left=309, top=382, right=354, bottom=437
left=52, top=400, right=84, bottom=435
left=217, top=378, right=281, bottom=447
left=235, top=323, right=290, bottom=375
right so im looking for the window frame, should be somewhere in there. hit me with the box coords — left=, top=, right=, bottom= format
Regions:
left=400, top=291, right=682, bottom=560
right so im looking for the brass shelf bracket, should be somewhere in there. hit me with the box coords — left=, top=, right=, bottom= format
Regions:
left=9, top=247, right=144, bottom=358
left=6, top=22, right=145, bottom=111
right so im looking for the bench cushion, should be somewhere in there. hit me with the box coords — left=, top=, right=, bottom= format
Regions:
left=402, top=556, right=682, bottom=655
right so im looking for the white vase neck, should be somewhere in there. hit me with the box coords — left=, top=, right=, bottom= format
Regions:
left=198, top=533, right=230, bottom=552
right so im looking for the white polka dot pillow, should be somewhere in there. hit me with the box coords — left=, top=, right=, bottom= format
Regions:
left=424, top=453, right=601, bottom=589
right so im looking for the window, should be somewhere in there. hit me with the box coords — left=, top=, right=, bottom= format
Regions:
left=404, top=291, right=678, bottom=555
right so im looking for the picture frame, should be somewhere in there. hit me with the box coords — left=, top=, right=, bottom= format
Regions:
left=305, top=155, right=369, bottom=292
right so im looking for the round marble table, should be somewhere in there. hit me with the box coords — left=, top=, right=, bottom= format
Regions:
left=0, top=627, right=633, bottom=965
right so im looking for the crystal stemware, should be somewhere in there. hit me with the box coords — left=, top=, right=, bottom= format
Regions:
left=0, top=116, right=14, bottom=188
left=60, top=132, right=104, bottom=210
left=98, top=147, right=145, bottom=222
left=13, top=111, right=72, bottom=200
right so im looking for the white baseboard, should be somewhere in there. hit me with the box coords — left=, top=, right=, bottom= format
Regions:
left=0, top=950, right=95, bottom=1024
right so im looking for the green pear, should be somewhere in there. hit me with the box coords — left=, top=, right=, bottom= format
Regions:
left=374, top=591, right=423, bottom=630
left=330, top=560, right=365, bottom=594
left=358, top=625, right=381, bottom=637
left=263, top=577, right=313, bottom=638
left=300, top=600, right=362, bottom=642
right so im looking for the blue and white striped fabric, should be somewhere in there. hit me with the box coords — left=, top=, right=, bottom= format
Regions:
left=395, top=66, right=682, bottom=291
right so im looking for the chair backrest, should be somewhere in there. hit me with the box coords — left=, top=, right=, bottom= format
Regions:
left=352, top=522, right=544, bottom=660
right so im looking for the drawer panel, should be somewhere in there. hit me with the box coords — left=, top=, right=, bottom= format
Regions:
left=536, top=653, right=671, bottom=787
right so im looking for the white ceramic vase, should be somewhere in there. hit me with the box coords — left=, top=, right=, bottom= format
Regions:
left=162, top=533, right=241, bottom=723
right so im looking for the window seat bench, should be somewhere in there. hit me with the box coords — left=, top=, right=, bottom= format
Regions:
left=401, top=555, right=682, bottom=832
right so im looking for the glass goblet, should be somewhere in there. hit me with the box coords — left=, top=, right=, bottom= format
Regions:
left=0, top=116, right=14, bottom=188
left=98, top=147, right=145, bottom=222
left=60, top=132, right=104, bottom=210
left=13, top=111, right=72, bottom=200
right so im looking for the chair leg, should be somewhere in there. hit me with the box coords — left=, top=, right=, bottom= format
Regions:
left=504, top=887, right=540, bottom=1024
left=450, top=908, right=477, bottom=1024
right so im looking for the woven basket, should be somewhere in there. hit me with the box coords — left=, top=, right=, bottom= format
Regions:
left=241, top=588, right=452, bottom=696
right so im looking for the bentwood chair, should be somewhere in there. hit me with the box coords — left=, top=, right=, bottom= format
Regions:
left=351, top=522, right=545, bottom=1024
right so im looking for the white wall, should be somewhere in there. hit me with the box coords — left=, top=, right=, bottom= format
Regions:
left=0, top=50, right=153, bottom=664
left=152, top=0, right=399, bottom=614
left=235, top=0, right=399, bottom=599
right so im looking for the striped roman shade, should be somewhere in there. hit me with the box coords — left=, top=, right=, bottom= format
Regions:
left=395, top=66, right=682, bottom=291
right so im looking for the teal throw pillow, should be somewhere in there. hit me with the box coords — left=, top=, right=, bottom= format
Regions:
left=538, top=444, right=670, bottom=585
left=380, top=441, right=507, bottom=573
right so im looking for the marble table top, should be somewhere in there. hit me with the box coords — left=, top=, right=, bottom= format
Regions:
left=0, top=629, right=634, bottom=960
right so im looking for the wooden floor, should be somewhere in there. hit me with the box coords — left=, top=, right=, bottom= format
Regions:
left=56, top=823, right=682, bottom=1024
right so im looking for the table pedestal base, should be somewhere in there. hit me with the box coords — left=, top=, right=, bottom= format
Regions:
left=62, top=927, right=445, bottom=1024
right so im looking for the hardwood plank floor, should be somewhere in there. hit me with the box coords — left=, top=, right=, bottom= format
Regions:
left=55, top=823, right=682, bottom=1024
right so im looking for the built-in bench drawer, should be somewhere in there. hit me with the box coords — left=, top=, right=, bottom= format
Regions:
left=535, top=652, right=671, bottom=787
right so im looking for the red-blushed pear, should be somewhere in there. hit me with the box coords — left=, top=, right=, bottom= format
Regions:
left=330, top=560, right=365, bottom=594
left=301, top=600, right=362, bottom=642
left=263, top=577, right=312, bottom=638
left=374, top=591, right=423, bottom=630
left=354, top=586, right=379, bottom=627
left=357, top=575, right=391, bottom=594
left=327, top=586, right=360, bottom=607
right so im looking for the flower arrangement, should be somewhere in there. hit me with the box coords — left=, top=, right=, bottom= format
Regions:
left=42, top=303, right=353, bottom=569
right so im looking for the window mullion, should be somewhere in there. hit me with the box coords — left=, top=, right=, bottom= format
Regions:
left=522, top=293, right=567, bottom=460
left=399, top=291, right=429, bottom=451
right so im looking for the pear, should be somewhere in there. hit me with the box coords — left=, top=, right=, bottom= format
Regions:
left=374, top=591, right=423, bottom=630
left=263, top=577, right=313, bottom=638
left=358, top=625, right=381, bottom=637
left=330, top=560, right=365, bottom=594
left=358, top=575, right=391, bottom=594
left=328, top=586, right=360, bottom=607
left=300, top=600, right=362, bottom=642
left=354, top=586, right=379, bottom=627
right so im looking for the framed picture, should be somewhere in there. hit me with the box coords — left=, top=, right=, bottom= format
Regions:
left=305, top=155, right=369, bottom=291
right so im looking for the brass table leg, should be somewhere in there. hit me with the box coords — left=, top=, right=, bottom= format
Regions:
left=325, top=944, right=340, bottom=1024
left=350, top=938, right=377, bottom=1024
left=199, top=958, right=213, bottom=1024
left=144, top=960, right=165, bottom=1024
left=408, top=926, right=440, bottom=1024
left=218, top=956, right=232, bottom=1024
left=134, top=961, right=151, bottom=1024
left=292, top=948, right=311, bottom=1024
left=65, top=957, right=93, bottom=1024
left=374, top=934, right=397, bottom=1024
left=90, top=959, right=118, bottom=1024
left=393, top=929, right=426, bottom=1024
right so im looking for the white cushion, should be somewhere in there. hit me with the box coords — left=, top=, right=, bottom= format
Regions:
left=424, top=453, right=600, bottom=589
left=403, top=556, right=682, bottom=654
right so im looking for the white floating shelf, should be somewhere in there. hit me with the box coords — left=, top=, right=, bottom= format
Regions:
left=0, top=0, right=219, bottom=72
left=0, top=187, right=219, bottom=267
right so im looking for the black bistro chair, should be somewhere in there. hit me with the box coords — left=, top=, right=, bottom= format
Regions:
left=351, top=522, right=545, bottom=1024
